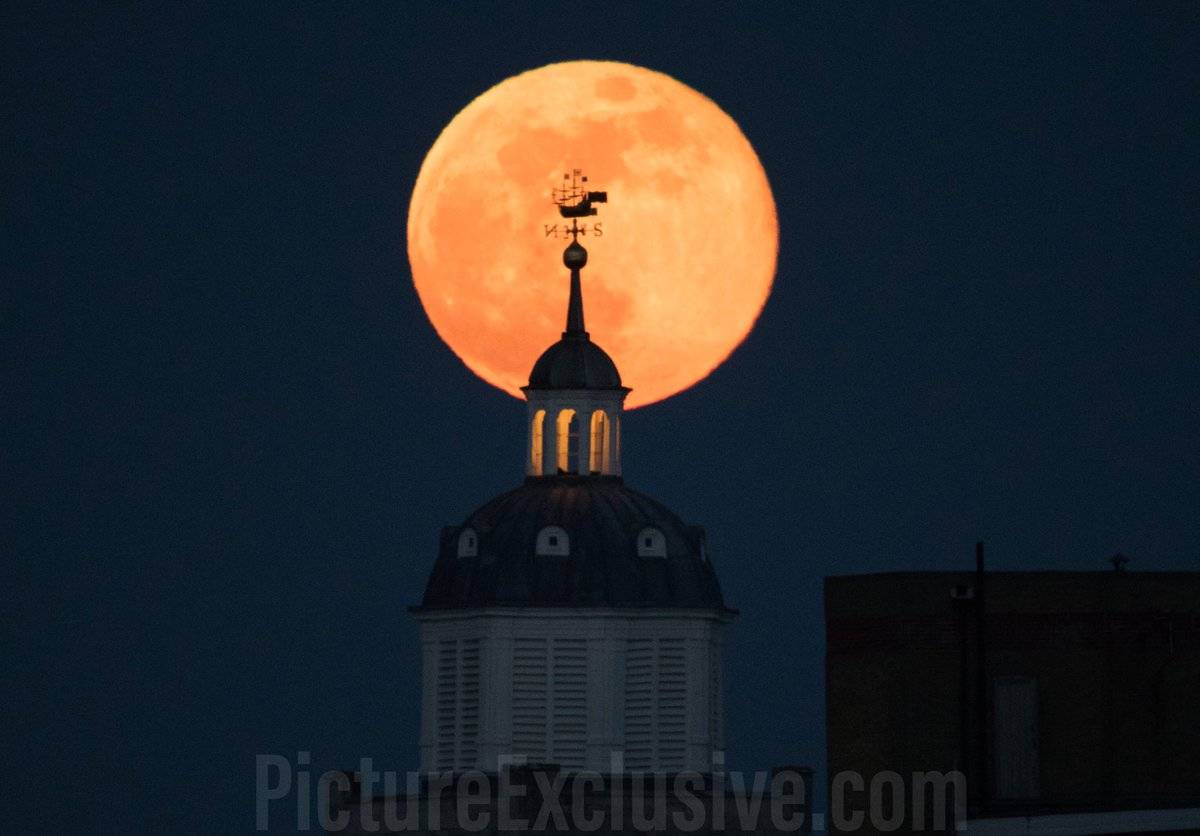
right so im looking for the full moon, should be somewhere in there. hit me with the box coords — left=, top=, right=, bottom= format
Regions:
left=407, top=61, right=777, bottom=409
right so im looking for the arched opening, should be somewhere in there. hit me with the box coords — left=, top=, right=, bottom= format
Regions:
left=530, top=410, right=546, bottom=474
left=556, top=409, right=578, bottom=473
left=457, top=528, right=478, bottom=558
left=637, top=527, right=667, bottom=557
left=535, top=525, right=570, bottom=556
left=589, top=410, right=610, bottom=474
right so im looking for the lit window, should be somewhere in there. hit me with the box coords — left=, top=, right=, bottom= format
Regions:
left=536, top=526, right=570, bottom=556
left=589, top=410, right=610, bottom=473
left=637, top=527, right=666, bottom=557
left=556, top=409, right=578, bottom=473
left=530, top=410, right=545, bottom=474
left=457, top=528, right=477, bottom=558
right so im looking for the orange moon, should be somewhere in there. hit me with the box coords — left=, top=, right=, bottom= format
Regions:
left=407, top=61, right=777, bottom=409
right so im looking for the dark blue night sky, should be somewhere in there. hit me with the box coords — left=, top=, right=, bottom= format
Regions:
left=5, top=3, right=1198, bottom=832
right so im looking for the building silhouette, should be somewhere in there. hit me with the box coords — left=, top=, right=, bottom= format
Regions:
left=825, top=552, right=1200, bottom=834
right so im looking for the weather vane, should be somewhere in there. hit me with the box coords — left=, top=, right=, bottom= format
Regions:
left=545, top=169, right=607, bottom=240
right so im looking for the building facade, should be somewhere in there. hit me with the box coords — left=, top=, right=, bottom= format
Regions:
left=825, top=562, right=1200, bottom=833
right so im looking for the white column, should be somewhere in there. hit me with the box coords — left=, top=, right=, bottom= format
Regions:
left=585, top=618, right=625, bottom=771
left=479, top=616, right=514, bottom=771
left=578, top=410, right=591, bottom=475
left=685, top=629, right=713, bottom=771
left=612, top=413, right=622, bottom=476
left=418, top=626, right=439, bottom=772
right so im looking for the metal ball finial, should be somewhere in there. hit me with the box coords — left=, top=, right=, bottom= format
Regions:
left=564, top=240, right=588, bottom=269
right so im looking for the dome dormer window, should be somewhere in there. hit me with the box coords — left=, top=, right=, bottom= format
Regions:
left=637, top=527, right=667, bottom=558
left=536, top=525, right=570, bottom=556
left=457, top=528, right=478, bottom=558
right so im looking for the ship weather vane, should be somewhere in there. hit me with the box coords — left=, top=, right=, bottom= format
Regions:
left=545, top=169, right=607, bottom=240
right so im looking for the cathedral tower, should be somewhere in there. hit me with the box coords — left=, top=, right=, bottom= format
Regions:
left=411, top=176, right=735, bottom=774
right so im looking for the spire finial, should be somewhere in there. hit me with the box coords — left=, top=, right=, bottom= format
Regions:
left=551, top=170, right=607, bottom=338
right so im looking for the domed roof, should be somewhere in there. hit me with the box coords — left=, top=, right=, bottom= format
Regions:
left=417, top=476, right=730, bottom=612
left=527, top=336, right=624, bottom=390
left=524, top=235, right=626, bottom=391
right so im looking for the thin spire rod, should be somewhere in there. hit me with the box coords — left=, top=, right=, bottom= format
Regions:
left=562, top=237, right=588, bottom=338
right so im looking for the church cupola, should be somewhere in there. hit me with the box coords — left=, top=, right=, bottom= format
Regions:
left=523, top=173, right=629, bottom=477
left=413, top=171, right=734, bottom=777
